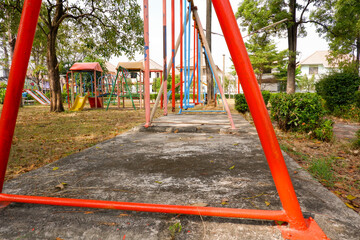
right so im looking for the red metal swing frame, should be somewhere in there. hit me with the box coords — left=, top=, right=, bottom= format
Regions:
left=0, top=0, right=328, bottom=239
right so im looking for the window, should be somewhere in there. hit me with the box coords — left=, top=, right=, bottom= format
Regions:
left=157, top=72, right=160, bottom=78
left=309, top=66, right=318, bottom=75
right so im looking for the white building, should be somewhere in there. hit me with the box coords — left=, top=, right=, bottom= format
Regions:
left=299, top=51, right=339, bottom=80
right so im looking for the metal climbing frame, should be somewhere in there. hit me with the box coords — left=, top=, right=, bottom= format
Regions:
left=0, top=0, right=328, bottom=239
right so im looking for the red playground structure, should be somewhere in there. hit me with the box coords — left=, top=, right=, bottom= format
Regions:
left=0, top=0, right=329, bottom=239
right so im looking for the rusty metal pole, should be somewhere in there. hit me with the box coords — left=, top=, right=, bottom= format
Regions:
left=0, top=0, right=43, bottom=192
left=144, top=0, right=151, bottom=127
left=193, top=8, right=235, bottom=129
left=163, top=0, right=168, bottom=115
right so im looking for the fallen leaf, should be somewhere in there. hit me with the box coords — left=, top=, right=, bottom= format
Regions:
left=100, top=222, right=117, bottom=226
left=55, top=183, right=65, bottom=190
left=293, top=171, right=298, bottom=174
left=84, top=211, right=94, bottom=214
left=155, top=181, right=162, bottom=184
left=229, top=165, right=235, bottom=170
left=333, top=191, right=342, bottom=195
left=345, top=202, right=355, bottom=209
left=52, top=167, right=59, bottom=171
left=233, top=143, right=239, bottom=146
left=347, top=195, right=357, bottom=201
left=118, top=213, right=130, bottom=217
left=208, top=136, right=213, bottom=139
left=56, top=238, right=64, bottom=240
left=265, top=201, right=271, bottom=206
left=174, top=129, right=179, bottom=133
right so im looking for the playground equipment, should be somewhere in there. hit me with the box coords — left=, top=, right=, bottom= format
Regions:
left=23, top=89, right=50, bottom=105
left=67, top=62, right=103, bottom=110
left=0, top=0, right=328, bottom=239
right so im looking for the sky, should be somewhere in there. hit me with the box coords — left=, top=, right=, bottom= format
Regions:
left=110, top=0, right=329, bottom=73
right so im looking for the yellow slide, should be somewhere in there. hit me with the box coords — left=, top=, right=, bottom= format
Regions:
left=70, top=95, right=88, bottom=111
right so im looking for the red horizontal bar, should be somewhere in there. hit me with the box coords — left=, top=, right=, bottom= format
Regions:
left=0, top=193, right=288, bottom=221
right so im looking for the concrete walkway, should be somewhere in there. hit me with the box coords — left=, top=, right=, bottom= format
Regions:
left=1, top=113, right=359, bottom=239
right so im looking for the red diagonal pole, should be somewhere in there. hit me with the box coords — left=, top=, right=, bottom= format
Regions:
left=0, top=0, right=43, bottom=192
left=211, top=0, right=307, bottom=230
left=144, top=0, right=151, bottom=127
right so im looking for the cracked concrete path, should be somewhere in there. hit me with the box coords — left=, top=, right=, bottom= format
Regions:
left=0, top=114, right=359, bottom=239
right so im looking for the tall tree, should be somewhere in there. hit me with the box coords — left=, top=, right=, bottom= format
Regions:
left=2, top=0, right=143, bottom=112
left=205, top=0, right=215, bottom=105
left=245, top=34, right=286, bottom=87
left=311, top=0, right=360, bottom=72
left=236, top=0, right=318, bottom=94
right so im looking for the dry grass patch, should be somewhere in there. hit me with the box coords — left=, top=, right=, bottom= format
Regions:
left=0, top=104, right=158, bottom=181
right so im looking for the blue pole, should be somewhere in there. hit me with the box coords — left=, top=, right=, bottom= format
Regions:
left=197, top=33, right=201, bottom=103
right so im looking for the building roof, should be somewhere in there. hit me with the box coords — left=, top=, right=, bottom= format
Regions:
left=105, top=62, right=117, bottom=74
left=300, top=51, right=335, bottom=68
left=116, top=59, right=163, bottom=72
left=70, top=62, right=103, bottom=72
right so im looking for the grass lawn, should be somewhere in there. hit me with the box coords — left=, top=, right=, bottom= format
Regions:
left=0, top=103, right=159, bottom=181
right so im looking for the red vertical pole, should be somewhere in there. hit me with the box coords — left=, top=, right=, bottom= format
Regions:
left=144, top=0, right=151, bottom=127
left=180, top=0, right=183, bottom=110
left=160, top=72, right=163, bottom=108
left=211, top=0, right=307, bottom=230
left=0, top=0, right=43, bottom=192
left=171, top=0, right=176, bottom=112
left=195, top=29, right=199, bottom=104
left=163, top=0, right=168, bottom=115
left=193, top=25, right=196, bottom=104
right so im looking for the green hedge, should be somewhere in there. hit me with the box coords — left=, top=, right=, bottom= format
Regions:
left=316, top=71, right=360, bottom=111
left=0, top=88, right=6, bottom=104
left=270, top=93, right=333, bottom=141
left=355, top=91, right=360, bottom=108
left=234, top=91, right=271, bottom=113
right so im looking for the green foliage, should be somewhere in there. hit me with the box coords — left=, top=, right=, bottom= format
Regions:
left=270, top=93, right=333, bottom=141
left=261, top=91, right=271, bottom=105
left=0, top=88, right=6, bottom=104
left=353, top=129, right=360, bottom=149
left=234, top=94, right=248, bottom=113
left=235, top=91, right=271, bottom=113
left=332, top=105, right=360, bottom=122
left=245, top=35, right=286, bottom=84
left=308, top=157, right=335, bottom=187
left=315, top=71, right=360, bottom=111
left=314, top=119, right=334, bottom=142
left=169, top=222, right=182, bottom=238
left=355, top=91, right=360, bottom=108
left=298, top=74, right=315, bottom=92
left=152, top=75, right=181, bottom=93
left=311, top=0, right=360, bottom=69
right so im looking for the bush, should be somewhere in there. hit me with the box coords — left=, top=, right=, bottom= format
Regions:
left=234, top=94, right=248, bottom=113
left=270, top=93, right=333, bottom=141
left=0, top=88, right=6, bottom=104
left=314, top=119, right=334, bottom=142
left=315, top=71, right=360, bottom=111
left=234, top=91, right=271, bottom=113
left=332, top=104, right=360, bottom=122
left=261, top=91, right=271, bottom=105
left=355, top=91, right=360, bottom=108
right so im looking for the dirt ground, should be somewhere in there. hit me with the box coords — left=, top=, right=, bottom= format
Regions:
left=274, top=123, right=360, bottom=214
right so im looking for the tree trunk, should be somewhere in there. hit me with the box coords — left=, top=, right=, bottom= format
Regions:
left=1, top=33, right=9, bottom=77
left=205, top=0, right=215, bottom=106
left=47, top=31, right=64, bottom=112
left=286, top=0, right=297, bottom=94
left=356, top=34, right=360, bottom=74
